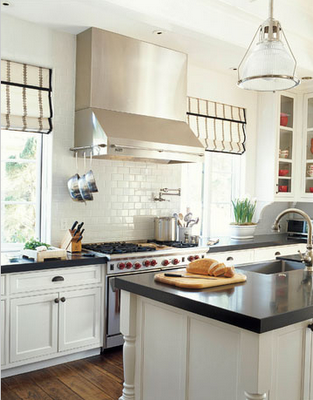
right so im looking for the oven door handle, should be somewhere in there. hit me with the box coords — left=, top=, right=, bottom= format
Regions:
left=109, top=277, right=121, bottom=313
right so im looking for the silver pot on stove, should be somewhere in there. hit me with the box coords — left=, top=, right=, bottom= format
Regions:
left=154, top=217, right=177, bottom=241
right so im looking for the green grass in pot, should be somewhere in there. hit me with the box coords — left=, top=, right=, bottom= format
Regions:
left=231, top=198, right=256, bottom=225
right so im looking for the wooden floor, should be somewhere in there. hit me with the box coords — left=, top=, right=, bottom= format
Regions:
left=1, top=347, right=124, bottom=400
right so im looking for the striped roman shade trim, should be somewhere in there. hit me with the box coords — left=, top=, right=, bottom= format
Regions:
left=1, top=60, right=53, bottom=134
left=187, top=96, right=246, bottom=155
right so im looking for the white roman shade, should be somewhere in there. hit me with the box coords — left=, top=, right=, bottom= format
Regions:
left=1, top=60, right=53, bottom=134
left=187, top=96, right=246, bottom=155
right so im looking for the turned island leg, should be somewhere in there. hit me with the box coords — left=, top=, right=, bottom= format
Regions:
left=119, top=291, right=137, bottom=400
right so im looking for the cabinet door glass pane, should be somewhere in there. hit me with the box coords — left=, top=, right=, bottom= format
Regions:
left=280, top=96, right=294, bottom=128
left=308, top=98, right=313, bottom=129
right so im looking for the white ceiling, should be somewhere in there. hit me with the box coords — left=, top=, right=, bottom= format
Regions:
left=2, top=0, right=313, bottom=78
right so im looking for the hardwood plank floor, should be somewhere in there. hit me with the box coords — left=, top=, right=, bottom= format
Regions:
left=1, top=347, right=124, bottom=400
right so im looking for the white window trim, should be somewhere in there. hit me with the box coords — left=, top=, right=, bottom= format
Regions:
left=201, top=152, right=242, bottom=238
left=1, top=131, right=52, bottom=252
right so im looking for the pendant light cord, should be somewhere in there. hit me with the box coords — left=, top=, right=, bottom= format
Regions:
left=268, top=0, right=274, bottom=40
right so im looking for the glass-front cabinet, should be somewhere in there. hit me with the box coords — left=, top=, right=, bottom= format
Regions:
left=276, top=94, right=295, bottom=197
left=303, top=93, right=313, bottom=197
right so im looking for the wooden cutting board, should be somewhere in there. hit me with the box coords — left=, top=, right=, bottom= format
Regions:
left=21, top=247, right=67, bottom=262
left=154, top=271, right=247, bottom=289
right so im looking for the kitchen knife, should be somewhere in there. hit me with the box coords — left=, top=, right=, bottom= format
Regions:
left=71, top=221, right=78, bottom=231
left=164, top=273, right=218, bottom=280
left=80, top=228, right=85, bottom=236
left=76, top=235, right=83, bottom=243
left=73, top=222, right=84, bottom=237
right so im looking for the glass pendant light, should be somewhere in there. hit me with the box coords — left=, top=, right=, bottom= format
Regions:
left=237, top=0, right=300, bottom=91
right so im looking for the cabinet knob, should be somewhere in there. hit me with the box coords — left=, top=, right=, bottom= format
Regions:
left=308, top=324, right=313, bottom=331
left=226, top=257, right=234, bottom=261
left=54, top=298, right=60, bottom=303
left=275, top=251, right=281, bottom=256
left=60, top=297, right=66, bottom=303
left=52, top=276, right=64, bottom=282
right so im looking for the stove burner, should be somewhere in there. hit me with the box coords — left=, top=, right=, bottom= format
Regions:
left=83, top=242, right=156, bottom=255
left=149, top=240, right=198, bottom=248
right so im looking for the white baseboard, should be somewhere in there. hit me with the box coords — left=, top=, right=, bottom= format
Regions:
left=1, top=348, right=101, bottom=378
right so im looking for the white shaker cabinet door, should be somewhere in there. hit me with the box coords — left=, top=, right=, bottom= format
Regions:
left=10, top=293, right=58, bottom=363
left=58, top=287, right=101, bottom=352
left=1, top=300, right=7, bottom=366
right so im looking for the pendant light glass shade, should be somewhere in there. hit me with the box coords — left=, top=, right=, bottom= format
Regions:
left=237, top=0, right=300, bottom=91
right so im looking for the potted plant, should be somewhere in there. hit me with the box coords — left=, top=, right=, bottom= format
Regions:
left=230, top=197, right=257, bottom=239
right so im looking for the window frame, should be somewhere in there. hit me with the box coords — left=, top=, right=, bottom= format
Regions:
left=201, top=151, right=242, bottom=238
left=1, top=130, right=44, bottom=252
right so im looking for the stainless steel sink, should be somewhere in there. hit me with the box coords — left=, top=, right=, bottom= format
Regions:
left=237, top=259, right=304, bottom=275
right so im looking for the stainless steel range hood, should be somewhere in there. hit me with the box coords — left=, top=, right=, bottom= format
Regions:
left=74, top=28, right=204, bottom=163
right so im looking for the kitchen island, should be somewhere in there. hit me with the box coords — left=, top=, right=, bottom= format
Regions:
left=115, top=266, right=313, bottom=400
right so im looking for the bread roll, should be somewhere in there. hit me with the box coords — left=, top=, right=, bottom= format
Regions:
left=186, top=258, right=219, bottom=275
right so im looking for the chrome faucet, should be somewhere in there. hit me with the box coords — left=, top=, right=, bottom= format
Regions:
left=272, top=208, right=313, bottom=271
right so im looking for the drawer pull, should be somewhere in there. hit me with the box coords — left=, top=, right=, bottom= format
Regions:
left=54, top=298, right=60, bottom=303
left=308, top=324, right=313, bottom=332
left=226, top=257, right=234, bottom=261
left=52, top=276, right=64, bottom=282
left=60, top=297, right=66, bottom=302
left=275, top=251, right=281, bottom=256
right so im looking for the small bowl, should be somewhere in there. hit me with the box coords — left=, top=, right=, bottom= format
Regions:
left=279, top=185, right=288, bottom=192
left=309, top=187, right=313, bottom=193
left=279, top=169, right=289, bottom=176
left=280, top=113, right=289, bottom=127
left=67, top=174, right=84, bottom=202
left=279, top=150, right=289, bottom=159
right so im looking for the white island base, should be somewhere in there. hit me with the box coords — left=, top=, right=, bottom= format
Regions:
left=119, top=290, right=313, bottom=400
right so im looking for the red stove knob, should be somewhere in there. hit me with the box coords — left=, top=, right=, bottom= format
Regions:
left=126, top=262, right=133, bottom=269
left=194, top=255, right=200, bottom=260
left=172, top=258, right=180, bottom=265
left=118, top=262, right=126, bottom=270
left=151, top=259, right=157, bottom=266
left=134, top=263, right=141, bottom=270
left=162, top=259, right=169, bottom=266
left=188, top=256, right=194, bottom=262
left=143, top=260, right=151, bottom=267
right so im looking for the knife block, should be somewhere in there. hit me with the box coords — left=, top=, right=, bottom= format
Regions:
left=60, top=230, right=82, bottom=253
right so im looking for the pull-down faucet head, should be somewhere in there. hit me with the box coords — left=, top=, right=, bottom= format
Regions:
left=272, top=208, right=313, bottom=272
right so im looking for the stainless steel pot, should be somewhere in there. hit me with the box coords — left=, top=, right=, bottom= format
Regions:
left=154, top=217, right=177, bottom=241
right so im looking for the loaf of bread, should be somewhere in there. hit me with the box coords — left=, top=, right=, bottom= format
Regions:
left=186, top=258, right=235, bottom=278
left=186, top=258, right=219, bottom=275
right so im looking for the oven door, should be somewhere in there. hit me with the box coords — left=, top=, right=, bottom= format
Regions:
left=105, top=269, right=163, bottom=349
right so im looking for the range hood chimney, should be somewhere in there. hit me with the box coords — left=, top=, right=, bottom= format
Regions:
left=73, top=28, right=204, bottom=163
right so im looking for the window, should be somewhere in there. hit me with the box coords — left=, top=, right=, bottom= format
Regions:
left=202, top=152, right=241, bottom=237
left=1, top=130, right=43, bottom=250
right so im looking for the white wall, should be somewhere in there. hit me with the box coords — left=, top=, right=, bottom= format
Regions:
left=1, top=15, right=258, bottom=246
left=1, top=15, right=181, bottom=245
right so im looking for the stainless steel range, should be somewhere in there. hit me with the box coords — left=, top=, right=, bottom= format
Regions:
left=83, top=241, right=209, bottom=348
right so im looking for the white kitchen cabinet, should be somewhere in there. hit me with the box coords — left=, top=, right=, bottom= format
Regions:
left=1, top=300, right=7, bottom=366
left=120, top=293, right=313, bottom=400
left=300, top=92, right=313, bottom=200
left=3, top=265, right=104, bottom=372
left=59, top=287, right=101, bottom=352
left=256, top=91, right=298, bottom=202
left=254, top=244, right=305, bottom=262
left=209, top=249, right=254, bottom=265
left=10, top=293, right=59, bottom=363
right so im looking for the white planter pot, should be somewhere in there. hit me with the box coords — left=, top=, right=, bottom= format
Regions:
left=230, top=224, right=257, bottom=240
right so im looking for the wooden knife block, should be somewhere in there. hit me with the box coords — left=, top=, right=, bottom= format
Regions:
left=60, top=230, right=82, bottom=253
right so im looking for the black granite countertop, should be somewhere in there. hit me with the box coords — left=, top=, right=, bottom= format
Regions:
left=1, top=234, right=304, bottom=274
left=115, top=265, right=313, bottom=334
left=1, top=252, right=109, bottom=274
left=206, top=233, right=305, bottom=253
